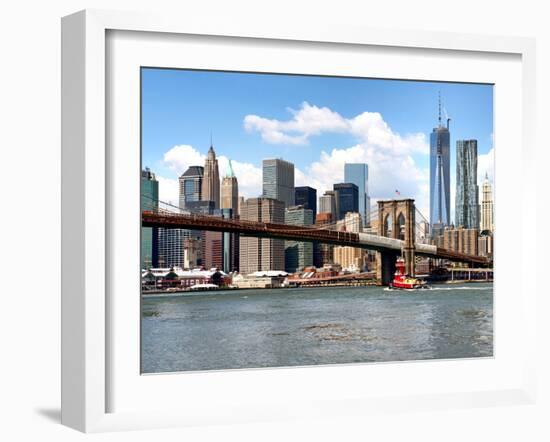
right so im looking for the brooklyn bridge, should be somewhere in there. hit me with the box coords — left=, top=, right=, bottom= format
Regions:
left=142, top=197, right=491, bottom=285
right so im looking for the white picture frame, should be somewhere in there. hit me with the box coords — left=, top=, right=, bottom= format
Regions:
left=61, top=9, right=537, bottom=433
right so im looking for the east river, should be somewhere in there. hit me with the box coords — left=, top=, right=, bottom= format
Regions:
left=141, top=284, right=493, bottom=373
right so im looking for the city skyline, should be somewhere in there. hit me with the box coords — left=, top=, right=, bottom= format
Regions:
left=142, top=68, right=494, bottom=219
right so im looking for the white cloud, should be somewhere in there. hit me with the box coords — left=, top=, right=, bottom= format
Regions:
left=163, top=145, right=206, bottom=174
left=218, top=156, right=262, bottom=199
left=244, top=102, right=428, bottom=156
left=162, top=144, right=263, bottom=200
left=160, top=104, right=438, bottom=218
left=349, top=112, right=428, bottom=155
left=244, top=102, right=432, bottom=216
left=244, top=102, right=348, bottom=145
left=298, top=143, right=430, bottom=218
left=477, top=147, right=495, bottom=185
left=156, top=176, right=179, bottom=207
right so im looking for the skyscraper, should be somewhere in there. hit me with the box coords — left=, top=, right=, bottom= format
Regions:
left=220, top=208, right=239, bottom=273
left=284, top=205, right=314, bottom=273
left=430, top=95, right=451, bottom=236
left=239, top=197, right=285, bottom=274
left=333, top=183, right=359, bottom=221
left=455, top=140, right=479, bottom=229
left=480, top=173, right=494, bottom=233
left=319, top=190, right=337, bottom=219
left=157, top=228, right=188, bottom=268
left=344, top=163, right=370, bottom=226
left=294, top=186, right=317, bottom=215
left=178, top=166, right=204, bottom=209
left=220, top=161, right=240, bottom=271
left=262, top=158, right=295, bottom=207
left=174, top=166, right=206, bottom=269
left=314, top=213, right=334, bottom=267
left=221, top=159, right=239, bottom=214
left=141, top=168, right=159, bottom=269
left=202, top=144, right=220, bottom=209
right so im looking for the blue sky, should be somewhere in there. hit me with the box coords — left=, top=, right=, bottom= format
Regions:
left=141, top=68, right=494, bottom=218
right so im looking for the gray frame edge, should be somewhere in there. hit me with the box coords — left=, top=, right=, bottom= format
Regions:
left=61, top=10, right=87, bottom=432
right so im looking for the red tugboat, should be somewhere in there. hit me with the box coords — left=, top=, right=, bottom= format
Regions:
left=388, top=257, right=430, bottom=290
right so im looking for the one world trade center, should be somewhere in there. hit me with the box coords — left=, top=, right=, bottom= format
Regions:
left=430, top=95, right=451, bottom=237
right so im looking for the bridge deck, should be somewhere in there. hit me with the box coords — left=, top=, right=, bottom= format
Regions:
left=142, top=211, right=490, bottom=265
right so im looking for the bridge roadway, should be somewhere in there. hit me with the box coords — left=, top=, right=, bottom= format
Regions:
left=142, top=211, right=490, bottom=265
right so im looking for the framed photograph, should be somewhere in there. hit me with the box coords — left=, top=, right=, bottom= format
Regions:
left=61, top=9, right=537, bottom=432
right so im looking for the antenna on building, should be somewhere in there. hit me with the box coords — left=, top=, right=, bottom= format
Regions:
left=228, top=159, right=235, bottom=177
left=210, top=130, right=213, bottom=147
left=438, top=91, right=442, bottom=127
left=443, top=106, right=451, bottom=129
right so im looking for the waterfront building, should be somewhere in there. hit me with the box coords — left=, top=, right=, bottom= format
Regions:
left=178, top=166, right=204, bottom=209
left=221, top=159, right=239, bottom=215
left=262, top=158, right=295, bottom=207
left=333, top=183, right=359, bottom=220
left=284, top=205, right=314, bottom=273
left=455, top=140, right=479, bottom=229
left=202, top=144, right=220, bottom=209
left=141, top=267, right=231, bottom=290
left=480, top=172, right=494, bottom=233
left=478, top=232, right=494, bottom=258
left=204, top=230, right=223, bottom=270
left=141, top=167, right=159, bottom=269
left=157, top=228, right=187, bottom=268
left=239, top=197, right=285, bottom=274
left=319, top=190, right=337, bottom=219
left=435, top=226, right=479, bottom=256
left=344, top=163, right=370, bottom=226
left=333, top=246, right=365, bottom=272
left=294, top=186, right=317, bottom=215
left=231, top=271, right=287, bottom=289
left=430, top=95, right=451, bottom=237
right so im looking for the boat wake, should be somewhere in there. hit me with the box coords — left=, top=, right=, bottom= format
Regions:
left=383, top=285, right=492, bottom=292
left=429, top=286, right=493, bottom=291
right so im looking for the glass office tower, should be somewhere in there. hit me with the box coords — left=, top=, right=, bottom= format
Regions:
left=333, top=183, right=359, bottom=221
left=284, top=206, right=314, bottom=273
left=262, top=158, right=295, bottom=207
left=430, top=98, right=451, bottom=236
left=455, top=139, right=479, bottom=229
left=141, top=168, right=159, bottom=269
left=179, top=166, right=204, bottom=209
left=344, top=163, right=369, bottom=226
left=294, top=186, right=317, bottom=214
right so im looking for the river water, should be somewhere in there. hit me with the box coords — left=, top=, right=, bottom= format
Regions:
left=141, top=284, right=493, bottom=373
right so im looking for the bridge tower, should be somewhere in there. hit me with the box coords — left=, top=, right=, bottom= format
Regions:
left=376, top=199, right=416, bottom=284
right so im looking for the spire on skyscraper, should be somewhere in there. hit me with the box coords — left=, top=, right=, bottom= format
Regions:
left=438, top=91, right=442, bottom=127
left=202, top=139, right=220, bottom=209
